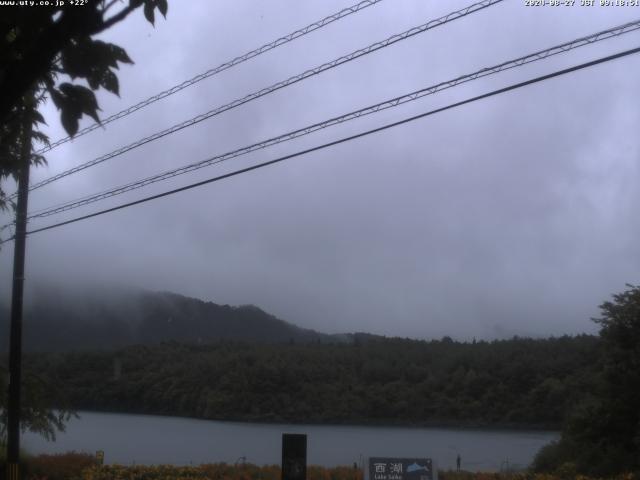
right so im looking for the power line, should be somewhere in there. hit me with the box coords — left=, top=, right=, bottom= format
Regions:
left=11, top=45, right=640, bottom=241
left=21, top=0, right=503, bottom=196
left=35, top=0, right=387, bottom=155
left=24, top=18, right=640, bottom=221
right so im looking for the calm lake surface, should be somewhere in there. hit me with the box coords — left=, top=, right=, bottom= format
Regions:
left=23, top=412, right=558, bottom=472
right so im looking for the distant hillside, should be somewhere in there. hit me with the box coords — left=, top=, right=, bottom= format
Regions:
left=0, top=287, right=335, bottom=352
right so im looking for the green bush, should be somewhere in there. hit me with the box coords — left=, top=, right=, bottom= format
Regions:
left=531, top=440, right=572, bottom=473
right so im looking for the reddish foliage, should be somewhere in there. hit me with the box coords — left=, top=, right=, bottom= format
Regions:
left=26, top=452, right=97, bottom=480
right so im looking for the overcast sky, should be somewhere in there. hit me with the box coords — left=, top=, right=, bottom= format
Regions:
left=1, top=0, right=639, bottom=340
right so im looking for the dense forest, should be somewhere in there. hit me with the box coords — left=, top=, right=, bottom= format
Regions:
left=15, top=335, right=600, bottom=429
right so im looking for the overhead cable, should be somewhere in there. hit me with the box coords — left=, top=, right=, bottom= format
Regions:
left=25, top=18, right=640, bottom=220
left=35, top=0, right=388, bottom=155
left=21, top=0, right=504, bottom=196
left=8, top=45, right=638, bottom=242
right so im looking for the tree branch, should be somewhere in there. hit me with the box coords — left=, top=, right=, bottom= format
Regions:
left=0, top=3, right=140, bottom=122
left=101, top=4, right=136, bottom=30
left=103, top=0, right=123, bottom=14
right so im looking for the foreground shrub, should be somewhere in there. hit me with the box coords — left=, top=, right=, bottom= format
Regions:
left=434, top=470, right=638, bottom=480
left=15, top=460, right=638, bottom=480
left=532, top=435, right=640, bottom=478
left=438, top=472, right=527, bottom=480
left=80, top=463, right=364, bottom=480
left=26, top=451, right=97, bottom=480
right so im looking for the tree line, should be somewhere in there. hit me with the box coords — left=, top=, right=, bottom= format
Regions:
left=18, top=334, right=600, bottom=429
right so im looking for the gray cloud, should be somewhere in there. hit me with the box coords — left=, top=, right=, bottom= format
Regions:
left=2, top=0, right=639, bottom=340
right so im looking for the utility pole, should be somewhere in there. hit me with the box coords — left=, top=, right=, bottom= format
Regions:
left=6, top=109, right=32, bottom=480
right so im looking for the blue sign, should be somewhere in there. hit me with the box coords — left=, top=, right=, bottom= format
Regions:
left=369, top=457, right=433, bottom=480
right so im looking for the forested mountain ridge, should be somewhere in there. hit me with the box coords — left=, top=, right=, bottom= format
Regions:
left=0, top=288, right=334, bottom=352
left=22, top=334, right=601, bottom=429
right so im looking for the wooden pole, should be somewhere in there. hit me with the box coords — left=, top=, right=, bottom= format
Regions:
left=6, top=109, right=32, bottom=480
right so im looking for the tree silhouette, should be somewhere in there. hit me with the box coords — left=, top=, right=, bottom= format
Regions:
left=0, top=0, right=168, bottom=211
left=0, top=0, right=169, bottom=440
left=533, top=284, right=640, bottom=475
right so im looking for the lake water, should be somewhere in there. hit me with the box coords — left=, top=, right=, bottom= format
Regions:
left=22, top=412, right=558, bottom=472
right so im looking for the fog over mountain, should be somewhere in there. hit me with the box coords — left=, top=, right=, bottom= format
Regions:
left=0, top=282, right=336, bottom=352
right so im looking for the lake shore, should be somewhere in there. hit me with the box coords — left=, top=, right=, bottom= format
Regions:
left=23, top=411, right=558, bottom=471
left=66, top=407, right=561, bottom=433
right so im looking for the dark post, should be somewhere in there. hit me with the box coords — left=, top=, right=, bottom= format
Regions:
left=282, top=433, right=307, bottom=480
left=6, top=111, right=32, bottom=480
